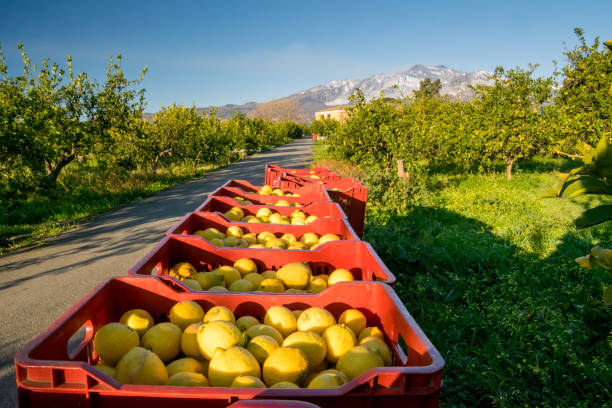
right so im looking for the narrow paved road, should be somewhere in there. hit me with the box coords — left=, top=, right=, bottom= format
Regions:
left=0, top=137, right=313, bottom=407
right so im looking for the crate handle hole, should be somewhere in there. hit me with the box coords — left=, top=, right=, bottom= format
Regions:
left=150, top=262, right=162, bottom=276
left=67, top=320, right=94, bottom=361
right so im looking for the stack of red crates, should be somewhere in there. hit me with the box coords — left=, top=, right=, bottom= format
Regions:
left=15, top=163, right=444, bottom=408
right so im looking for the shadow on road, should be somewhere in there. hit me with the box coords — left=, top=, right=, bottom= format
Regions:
left=0, top=136, right=313, bottom=408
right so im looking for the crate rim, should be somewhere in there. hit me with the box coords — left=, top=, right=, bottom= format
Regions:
left=16, top=277, right=444, bottom=397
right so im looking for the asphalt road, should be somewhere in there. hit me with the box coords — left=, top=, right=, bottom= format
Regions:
left=0, top=137, right=314, bottom=407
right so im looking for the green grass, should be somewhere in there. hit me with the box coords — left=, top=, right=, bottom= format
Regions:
left=321, top=156, right=612, bottom=407
left=0, top=161, right=221, bottom=253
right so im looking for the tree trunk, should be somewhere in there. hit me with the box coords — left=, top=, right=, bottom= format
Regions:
left=506, top=158, right=514, bottom=180
left=44, top=150, right=76, bottom=192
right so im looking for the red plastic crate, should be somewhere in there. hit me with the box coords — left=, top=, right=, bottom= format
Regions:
left=211, top=187, right=332, bottom=207
left=273, top=177, right=368, bottom=238
left=217, top=180, right=331, bottom=202
left=16, top=277, right=444, bottom=408
left=128, top=235, right=396, bottom=290
left=264, top=165, right=339, bottom=186
left=195, top=196, right=348, bottom=225
left=166, top=212, right=361, bottom=243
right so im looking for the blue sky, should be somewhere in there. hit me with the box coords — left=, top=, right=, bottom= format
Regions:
left=1, top=0, right=610, bottom=111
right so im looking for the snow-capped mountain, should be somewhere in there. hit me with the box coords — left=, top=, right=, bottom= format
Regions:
left=292, top=64, right=493, bottom=107
left=188, top=65, right=494, bottom=122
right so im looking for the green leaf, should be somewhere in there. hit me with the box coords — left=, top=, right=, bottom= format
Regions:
left=559, top=175, right=612, bottom=198
left=575, top=204, right=612, bottom=229
left=603, top=285, right=612, bottom=307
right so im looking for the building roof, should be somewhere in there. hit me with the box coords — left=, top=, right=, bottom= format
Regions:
left=315, top=105, right=349, bottom=114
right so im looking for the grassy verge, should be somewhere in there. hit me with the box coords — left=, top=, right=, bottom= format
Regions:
left=315, top=155, right=612, bottom=407
left=0, top=142, right=288, bottom=253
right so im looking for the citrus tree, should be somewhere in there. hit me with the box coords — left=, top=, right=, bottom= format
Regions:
left=555, top=28, right=612, bottom=151
left=471, top=65, right=555, bottom=179
left=0, top=44, right=146, bottom=193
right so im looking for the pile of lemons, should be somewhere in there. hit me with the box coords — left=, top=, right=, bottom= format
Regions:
left=193, top=226, right=340, bottom=250
left=233, top=196, right=302, bottom=207
left=257, top=185, right=299, bottom=197
left=168, top=260, right=355, bottom=293
left=222, top=206, right=319, bottom=226
left=93, top=302, right=390, bottom=388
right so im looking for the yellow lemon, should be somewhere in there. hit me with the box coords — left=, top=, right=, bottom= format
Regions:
left=318, top=234, right=340, bottom=245
left=180, top=323, right=203, bottom=359
left=169, top=262, right=197, bottom=280
left=236, top=239, right=249, bottom=248
left=141, top=322, right=182, bottom=363
left=359, top=336, right=392, bottom=366
left=282, top=331, right=327, bottom=368
left=246, top=324, right=284, bottom=345
left=260, top=185, right=274, bottom=195
left=338, top=309, right=367, bottom=337
left=336, top=345, right=384, bottom=380
left=226, top=225, right=244, bottom=239
left=194, top=271, right=225, bottom=290
left=94, top=322, right=139, bottom=366
left=268, top=213, right=283, bottom=224
left=265, top=237, right=288, bottom=249
left=95, top=364, right=116, bottom=379
left=323, top=324, right=356, bottom=363
left=169, top=301, right=205, bottom=331
left=256, top=207, right=272, bottom=218
left=249, top=244, right=265, bottom=248
left=264, top=306, right=297, bottom=337
left=182, top=279, right=202, bottom=290
left=357, top=326, right=384, bottom=343
left=119, top=309, right=154, bottom=338
left=317, top=274, right=329, bottom=283
left=229, top=279, right=256, bottom=292
left=247, top=335, right=279, bottom=365
left=244, top=272, right=264, bottom=289
left=290, top=217, right=305, bottom=225
left=215, top=265, right=242, bottom=286
left=328, top=269, right=354, bottom=286
left=209, top=285, right=229, bottom=292
left=288, top=242, right=308, bottom=250
left=259, top=278, right=285, bottom=293
left=223, top=236, right=239, bottom=247
left=203, top=305, right=235, bottom=323
left=234, top=258, right=258, bottom=276
left=198, top=228, right=224, bottom=241
left=297, top=307, right=336, bottom=335
left=307, top=372, right=347, bottom=388
left=208, top=346, right=261, bottom=387
left=292, top=310, right=303, bottom=319
left=261, top=270, right=277, bottom=279
left=236, top=315, right=260, bottom=331
left=270, top=381, right=300, bottom=389
left=166, top=371, right=209, bottom=386
left=299, top=233, right=319, bottom=248
left=257, top=231, right=275, bottom=244
left=276, top=262, right=312, bottom=289
left=275, top=199, right=290, bottom=207
left=115, top=346, right=168, bottom=385
left=231, top=375, right=266, bottom=388
left=210, top=238, right=225, bottom=247
left=280, top=233, right=297, bottom=244
left=285, top=288, right=307, bottom=293
left=304, top=215, right=318, bottom=225
left=272, top=188, right=285, bottom=196
left=166, top=357, right=206, bottom=377
left=196, top=320, right=243, bottom=360
left=262, top=347, right=309, bottom=387
left=242, top=233, right=257, bottom=245
left=307, top=276, right=328, bottom=293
